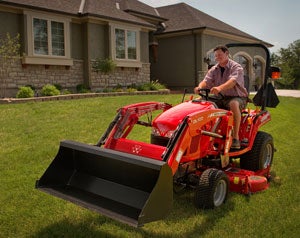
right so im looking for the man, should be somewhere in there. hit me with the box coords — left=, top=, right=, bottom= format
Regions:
left=194, top=45, right=248, bottom=149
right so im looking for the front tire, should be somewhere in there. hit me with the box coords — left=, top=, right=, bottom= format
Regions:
left=240, top=131, right=274, bottom=171
left=194, top=168, right=229, bottom=209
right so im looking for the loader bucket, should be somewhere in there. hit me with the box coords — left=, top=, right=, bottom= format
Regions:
left=36, top=140, right=173, bottom=227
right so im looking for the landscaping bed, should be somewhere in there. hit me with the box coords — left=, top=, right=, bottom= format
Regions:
left=0, top=89, right=170, bottom=104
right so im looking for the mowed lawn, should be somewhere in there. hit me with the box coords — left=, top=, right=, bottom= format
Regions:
left=0, top=94, right=299, bottom=238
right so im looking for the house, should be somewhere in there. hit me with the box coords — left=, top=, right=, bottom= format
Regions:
left=0, top=0, right=271, bottom=97
left=151, top=3, right=272, bottom=92
left=0, top=0, right=166, bottom=97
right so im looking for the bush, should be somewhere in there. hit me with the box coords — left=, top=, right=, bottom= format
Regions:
left=61, top=89, right=72, bottom=95
left=54, top=84, right=62, bottom=91
left=16, top=86, right=34, bottom=98
left=137, top=80, right=166, bottom=91
left=76, top=84, right=90, bottom=93
left=126, top=88, right=137, bottom=93
left=40, top=84, right=60, bottom=96
left=148, top=80, right=166, bottom=90
left=92, top=58, right=116, bottom=73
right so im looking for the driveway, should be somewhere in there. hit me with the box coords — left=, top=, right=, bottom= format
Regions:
left=275, top=89, right=300, bottom=98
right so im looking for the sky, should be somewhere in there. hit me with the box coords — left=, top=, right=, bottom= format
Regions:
left=139, top=0, right=300, bottom=53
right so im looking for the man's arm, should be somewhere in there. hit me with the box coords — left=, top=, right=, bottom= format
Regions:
left=194, top=80, right=207, bottom=94
left=210, top=78, right=236, bottom=95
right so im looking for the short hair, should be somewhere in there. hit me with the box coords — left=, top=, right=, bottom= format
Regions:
left=214, top=45, right=228, bottom=53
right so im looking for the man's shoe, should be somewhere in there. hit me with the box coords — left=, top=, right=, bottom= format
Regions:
left=231, top=139, right=241, bottom=149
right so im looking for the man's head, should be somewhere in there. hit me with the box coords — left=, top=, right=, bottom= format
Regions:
left=214, top=45, right=229, bottom=66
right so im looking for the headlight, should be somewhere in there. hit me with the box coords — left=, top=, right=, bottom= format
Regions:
left=152, top=127, right=174, bottom=138
left=151, top=127, right=161, bottom=136
left=165, top=130, right=174, bottom=138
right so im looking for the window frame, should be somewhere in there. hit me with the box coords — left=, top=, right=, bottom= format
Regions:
left=23, top=11, right=72, bottom=66
left=110, top=24, right=141, bottom=67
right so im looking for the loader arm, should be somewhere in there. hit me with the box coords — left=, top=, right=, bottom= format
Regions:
left=103, top=102, right=172, bottom=148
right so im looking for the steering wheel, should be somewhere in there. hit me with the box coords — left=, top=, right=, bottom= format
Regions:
left=197, top=88, right=224, bottom=102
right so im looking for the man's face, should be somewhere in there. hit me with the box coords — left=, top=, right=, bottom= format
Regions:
left=214, top=49, right=229, bottom=65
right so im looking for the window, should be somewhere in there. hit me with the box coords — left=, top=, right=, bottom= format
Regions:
left=114, top=27, right=139, bottom=61
left=33, top=18, right=65, bottom=56
left=234, top=55, right=249, bottom=75
left=23, top=11, right=72, bottom=66
left=127, top=31, right=137, bottom=59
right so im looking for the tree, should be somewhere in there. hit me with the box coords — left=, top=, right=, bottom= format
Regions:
left=0, top=33, right=21, bottom=97
left=272, top=40, right=300, bottom=89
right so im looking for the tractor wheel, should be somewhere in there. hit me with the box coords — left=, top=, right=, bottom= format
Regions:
left=240, top=131, right=274, bottom=171
left=194, top=168, right=229, bottom=209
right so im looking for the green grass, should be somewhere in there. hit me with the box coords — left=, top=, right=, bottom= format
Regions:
left=0, top=95, right=299, bottom=238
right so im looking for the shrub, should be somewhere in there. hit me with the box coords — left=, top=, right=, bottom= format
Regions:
left=92, top=58, right=116, bottom=73
left=76, top=84, right=90, bottom=93
left=102, top=88, right=112, bottom=93
left=61, top=89, right=72, bottom=95
left=126, top=88, right=137, bottom=93
left=148, top=80, right=166, bottom=90
left=54, top=84, right=62, bottom=91
left=137, top=80, right=166, bottom=91
left=16, top=86, right=34, bottom=98
left=25, top=84, right=36, bottom=91
left=40, top=84, right=60, bottom=96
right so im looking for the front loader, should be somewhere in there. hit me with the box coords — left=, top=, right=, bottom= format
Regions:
left=36, top=43, right=280, bottom=227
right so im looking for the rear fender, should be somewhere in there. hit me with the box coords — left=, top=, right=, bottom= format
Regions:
left=244, top=110, right=271, bottom=148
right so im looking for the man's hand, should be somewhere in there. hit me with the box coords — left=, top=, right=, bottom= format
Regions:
left=210, top=86, right=222, bottom=95
left=194, top=86, right=200, bottom=94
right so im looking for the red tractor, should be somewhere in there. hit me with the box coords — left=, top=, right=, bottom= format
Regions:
left=36, top=43, right=280, bottom=227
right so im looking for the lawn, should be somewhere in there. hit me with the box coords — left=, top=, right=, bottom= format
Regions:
left=0, top=94, right=299, bottom=238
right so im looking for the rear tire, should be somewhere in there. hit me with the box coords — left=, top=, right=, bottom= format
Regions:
left=194, top=168, right=229, bottom=209
left=240, top=131, right=274, bottom=171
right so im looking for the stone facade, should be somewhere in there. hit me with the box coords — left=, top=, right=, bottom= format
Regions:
left=90, top=63, right=150, bottom=90
left=0, top=57, right=151, bottom=97
left=0, top=58, right=83, bottom=97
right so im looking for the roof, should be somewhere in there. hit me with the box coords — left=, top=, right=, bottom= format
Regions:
left=156, top=3, right=260, bottom=41
left=0, top=0, right=160, bottom=28
left=0, top=1, right=270, bottom=45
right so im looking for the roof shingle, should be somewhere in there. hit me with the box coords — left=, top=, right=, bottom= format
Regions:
left=156, top=3, right=259, bottom=40
left=0, top=0, right=157, bottom=28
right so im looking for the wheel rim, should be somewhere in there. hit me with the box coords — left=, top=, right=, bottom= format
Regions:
left=263, top=143, right=273, bottom=169
left=213, top=179, right=227, bottom=206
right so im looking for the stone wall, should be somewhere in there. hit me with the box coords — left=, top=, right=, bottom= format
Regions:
left=0, top=58, right=151, bottom=98
left=90, top=63, right=150, bottom=90
left=0, top=58, right=84, bottom=98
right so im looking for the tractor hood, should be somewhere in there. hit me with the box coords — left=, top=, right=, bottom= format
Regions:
left=152, top=100, right=216, bottom=136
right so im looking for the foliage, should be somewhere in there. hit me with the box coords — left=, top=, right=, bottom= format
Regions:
left=138, top=80, right=166, bottom=91
left=61, top=89, right=72, bottom=95
left=0, top=33, right=21, bottom=97
left=40, top=84, right=60, bottom=96
left=53, top=83, right=62, bottom=91
left=76, top=84, right=90, bottom=93
left=92, top=58, right=117, bottom=73
left=0, top=33, right=21, bottom=60
left=126, top=87, right=137, bottom=93
left=16, top=86, right=34, bottom=98
left=271, top=39, right=300, bottom=89
left=0, top=95, right=299, bottom=237
left=100, top=81, right=167, bottom=93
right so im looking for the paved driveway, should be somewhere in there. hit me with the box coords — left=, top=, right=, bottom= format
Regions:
left=250, top=89, right=300, bottom=98
left=275, top=90, right=300, bottom=98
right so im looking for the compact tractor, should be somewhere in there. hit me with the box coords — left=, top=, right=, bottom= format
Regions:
left=36, top=43, right=280, bottom=227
